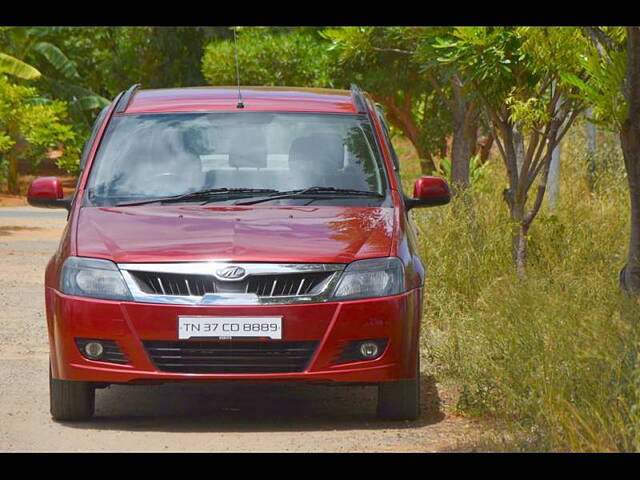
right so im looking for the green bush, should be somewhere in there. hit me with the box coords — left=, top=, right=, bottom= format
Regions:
left=0, top=74, right=79, bottom=189
left=202, top=28, right=333, bottom=88
left=431, top=154, right=493, bottom=193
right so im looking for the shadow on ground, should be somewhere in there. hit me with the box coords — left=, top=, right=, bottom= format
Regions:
left=0, top=225, right=42, bottom=236
left=63, top=374, right=445, bottom=433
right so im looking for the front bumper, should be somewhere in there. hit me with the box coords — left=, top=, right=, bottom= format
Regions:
left=47, top=287, right=422, bottom=384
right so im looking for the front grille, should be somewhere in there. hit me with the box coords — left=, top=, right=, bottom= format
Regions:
left=143, top=340, right=319, bottom=373
left=246, top=273, right=330, bottom=296
left=131, top=271, right=333, bottom=298
left=132, top=272, right=215, bottom=296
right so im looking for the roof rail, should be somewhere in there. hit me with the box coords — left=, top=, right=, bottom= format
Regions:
left=350, top=84, right=367, bottom=113
left=114, top=83, right=141, bottom=113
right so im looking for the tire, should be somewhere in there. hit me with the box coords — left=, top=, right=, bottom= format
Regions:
left=49, top=364, right=95, bottom=421
left=377, top=352, right=420, bottom=421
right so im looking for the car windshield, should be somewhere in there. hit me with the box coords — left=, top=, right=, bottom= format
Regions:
left=84, top=112, right=388, bottom=207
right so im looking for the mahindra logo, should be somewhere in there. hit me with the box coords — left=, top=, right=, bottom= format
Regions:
left=215, top=265, right=246, bottom=281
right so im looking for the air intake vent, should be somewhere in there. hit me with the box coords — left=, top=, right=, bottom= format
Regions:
left=143, top=340, right=319, bottom=374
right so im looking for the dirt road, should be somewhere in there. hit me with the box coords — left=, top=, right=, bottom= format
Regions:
left=0, top=206, right=481, bottom=452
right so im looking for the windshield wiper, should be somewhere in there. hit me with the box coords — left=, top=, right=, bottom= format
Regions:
left=234, top=186, right=384, bottom=206
left=116, top=188, right=279, bottom=207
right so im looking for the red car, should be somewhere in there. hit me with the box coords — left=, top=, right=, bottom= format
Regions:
left=28, top=85, right=450, bottom=421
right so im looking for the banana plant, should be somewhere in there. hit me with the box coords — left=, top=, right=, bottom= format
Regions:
left=1, top=28, right=109, bottom=125
left=0, top=52, right=41, bottom=79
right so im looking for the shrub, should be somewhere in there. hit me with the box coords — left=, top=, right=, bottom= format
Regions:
left=0, top=74, right=79, bottom=191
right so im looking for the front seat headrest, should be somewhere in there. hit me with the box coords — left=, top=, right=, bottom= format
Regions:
left=288, top=134, right=344, bottom=174
left=228, top=126, right=268, bottom=169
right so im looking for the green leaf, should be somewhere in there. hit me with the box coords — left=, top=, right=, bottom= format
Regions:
left=0, top=52, right=41, bottom=79
left=33, top=41, right=79, bottom=79
left=70, top=95, right=110, bottom=111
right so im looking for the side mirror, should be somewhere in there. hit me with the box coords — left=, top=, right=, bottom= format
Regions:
left=405, top=176, right=451, bottom=210
left=27, top=177, right=70, bottom=210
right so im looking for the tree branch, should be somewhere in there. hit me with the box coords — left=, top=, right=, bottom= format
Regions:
left=370, top=46, right=415, bottom=55
left=585, top=27, right=618, bottom=61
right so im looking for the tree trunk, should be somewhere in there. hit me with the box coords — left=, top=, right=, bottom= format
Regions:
left=505, top=186, right=529, bottom=280
left=451, top=107, right=478, bottom=191
left=621, top=125, right=640, bottom=294
left=621, top=27, right=640, bottom=295
left=547, top=139, right=562, bottom=212
left=477, top=133, right=493, bottom=164
left=419, top=155, right=436, bottom=175
left=440, top=137, right=448, bottom=159
left=6, top=151, right=19, bottom=195
left=513, top=221, right=529, bottom=281
left=4, top=124, right=22, bottom=195
left=449, top=76, right=478, bottom=191
left=514, top=128, right=525, bottom=174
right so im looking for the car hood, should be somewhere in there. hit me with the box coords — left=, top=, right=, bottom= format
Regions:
left=76, top=205, right=395, bottom=264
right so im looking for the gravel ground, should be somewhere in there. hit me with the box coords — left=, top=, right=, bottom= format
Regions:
left=0, top=206, right=482, bottom=452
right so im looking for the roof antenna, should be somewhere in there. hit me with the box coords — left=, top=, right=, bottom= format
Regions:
left=233, top=27, right=244, bottom=109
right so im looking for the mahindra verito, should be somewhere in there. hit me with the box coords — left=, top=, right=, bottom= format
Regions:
left=27, top=84, right=450, bottom=421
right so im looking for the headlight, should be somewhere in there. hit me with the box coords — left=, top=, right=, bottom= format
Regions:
left=332, top=257, right=404, bottom=301
left=60, top=257, right=132, bottom=301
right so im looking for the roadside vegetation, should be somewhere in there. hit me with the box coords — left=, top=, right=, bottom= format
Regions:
left=396, top=126, right=640, bottom=451
left=1, top=26, right=640, bottom=451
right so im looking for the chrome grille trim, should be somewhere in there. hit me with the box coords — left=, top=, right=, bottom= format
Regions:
left=118, top=262, right=345, bottom=305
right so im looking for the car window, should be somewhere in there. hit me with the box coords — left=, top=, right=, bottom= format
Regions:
left=85, top=112, right=388, bottom=206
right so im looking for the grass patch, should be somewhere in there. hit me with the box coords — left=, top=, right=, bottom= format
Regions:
left=394, top=126, right=640, bottom=451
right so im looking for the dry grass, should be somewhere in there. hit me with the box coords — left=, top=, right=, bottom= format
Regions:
left=395, top=122, right=640, bottom=452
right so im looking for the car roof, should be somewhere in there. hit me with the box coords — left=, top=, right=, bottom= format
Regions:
left=122, top=86, right=361, bottom=115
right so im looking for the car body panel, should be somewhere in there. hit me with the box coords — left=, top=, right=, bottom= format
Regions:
left=124, top=86, right=359, bottom=115
left=76, top=205, right=395, bottom=264
left=48, top=288, right=421, bottom=383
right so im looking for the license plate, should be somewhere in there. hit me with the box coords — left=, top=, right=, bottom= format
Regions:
left=178, top=316, right=282, bottom=340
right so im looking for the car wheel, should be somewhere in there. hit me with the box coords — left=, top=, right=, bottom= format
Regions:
left=376, top=351, right=420, bottom=421
left=49, top=364, right=95, bottom=421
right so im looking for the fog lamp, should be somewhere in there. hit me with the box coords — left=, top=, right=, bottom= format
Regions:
left=84, top=342, right=104, bottom=359
left=359, top=342, right=380, bottom=359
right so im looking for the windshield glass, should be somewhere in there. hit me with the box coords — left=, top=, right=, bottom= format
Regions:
left=85, top=112, right=388, bottom=207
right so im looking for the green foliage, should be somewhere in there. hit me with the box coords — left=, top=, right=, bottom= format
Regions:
left=0, top=52, right=40, bottom=80
left=561, top=49, right=627, bottom=131
left=0, top=74, right=79, bottom=183
left=323, top=27, right=427, bottom=92
left=434, top=155, right=492, bottom=193
left=434, top=27, right=530, bottom=110
left=120, top=27, right=228, bottom=90
left=323, top=27, right=452, bottom=164
left=202, top=28, right=333, bottom=88
left=0, top=27, right=110, bottom=138
left=435, top=27, right=587, bottom=122
left=32, top=41, right=80, bottom=80
left=0, top=27, right=235, bottom=177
